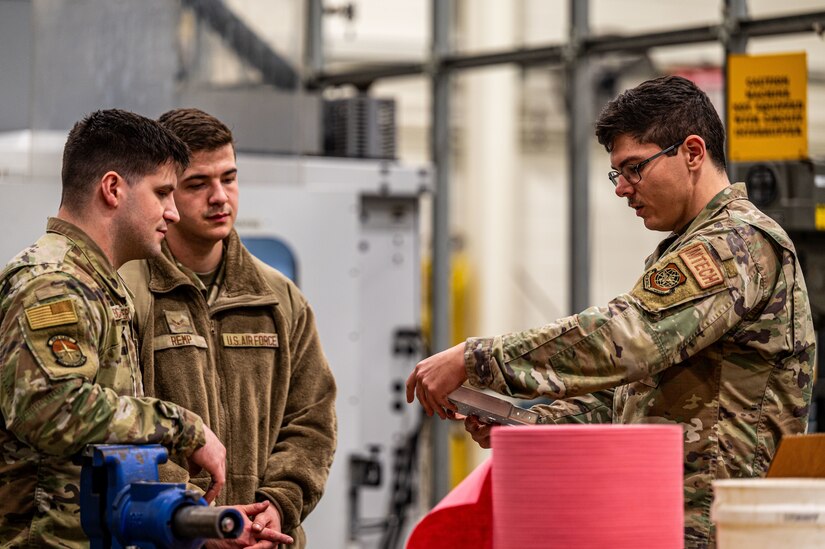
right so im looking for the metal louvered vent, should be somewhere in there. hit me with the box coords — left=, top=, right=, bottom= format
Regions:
left=324, top=96, right=396, bottom=160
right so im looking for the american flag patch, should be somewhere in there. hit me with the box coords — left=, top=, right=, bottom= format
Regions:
left=25, top=299, right=79, bottom=330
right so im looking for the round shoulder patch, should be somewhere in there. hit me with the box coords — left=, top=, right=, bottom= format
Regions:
left=643, top=262, right=687, bottom=295
left=47, top=335, right=87, bottom=367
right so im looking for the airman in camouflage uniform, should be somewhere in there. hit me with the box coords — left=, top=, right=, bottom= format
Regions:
left=0, top=110, right=226, bottom=547
left=465, top=182, right=813, bottom=546
left=0, top=219, right=208, bottom=547
left=406, top=76, right=815, bottom=549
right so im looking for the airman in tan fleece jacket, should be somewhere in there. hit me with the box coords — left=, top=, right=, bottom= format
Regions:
left=122, top=232, right=337, bottom=548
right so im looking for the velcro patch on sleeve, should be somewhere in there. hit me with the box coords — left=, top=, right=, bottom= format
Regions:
left=678, top=242, right=724, bottom=289
left=642, top=262, right=687, bottom=295
left=222, top=333, right=279, bottom=348
left=19, top=317, right=97, bottom=381
left=47, top=335, right=87, bottom=367
left=631, top=250, right=729, bottom=313
left=25, top=299, right=79, bottom=330
left=34, top=283, right=67, bottom=302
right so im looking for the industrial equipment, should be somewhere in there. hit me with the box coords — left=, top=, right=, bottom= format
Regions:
left=79, top=444, right=243, bottom=549
left=324, top=95, right=397, bottom=159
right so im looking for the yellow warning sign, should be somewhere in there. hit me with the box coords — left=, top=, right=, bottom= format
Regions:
left=727, top=52, right=807, bottom=162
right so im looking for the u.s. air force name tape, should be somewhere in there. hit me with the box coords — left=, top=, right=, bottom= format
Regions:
left=222, top=333, right=279, bottom=348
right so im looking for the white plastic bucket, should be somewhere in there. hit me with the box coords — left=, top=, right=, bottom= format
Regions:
left=712, top=478, right=825, bottom=548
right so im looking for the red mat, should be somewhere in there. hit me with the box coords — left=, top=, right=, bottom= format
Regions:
left=406, top=458, right=493, bottom=549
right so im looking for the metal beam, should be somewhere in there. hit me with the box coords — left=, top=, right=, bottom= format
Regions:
left=311, top=63, right=425, bottom=89
left=567, top=0, right=591, bottom=314
left=183, top=0, right=298, bottom=90
left=310, top=10, right=825, bottom=88
left=723, top=0, right=749, bottom=179
left=742, top=11, right=825, bottom=37
left=305, top=0, right=324, bottom=79
left=430, top=0, right=452, bottom=506
left=585, top=26, right=719, bottom=54
left=442, top=45, right=565, bottom=70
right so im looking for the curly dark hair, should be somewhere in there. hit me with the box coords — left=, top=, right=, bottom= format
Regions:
left=595, top=75, right=726, bottom=172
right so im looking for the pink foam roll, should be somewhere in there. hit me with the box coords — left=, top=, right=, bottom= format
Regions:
left=491, top=424, right=683, bottom=549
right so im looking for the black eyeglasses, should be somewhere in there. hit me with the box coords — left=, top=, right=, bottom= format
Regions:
left=608, top=139, right=685, bottom=187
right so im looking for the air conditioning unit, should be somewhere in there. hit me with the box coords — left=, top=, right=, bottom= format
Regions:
left=324, top=96, right=396, bottom=160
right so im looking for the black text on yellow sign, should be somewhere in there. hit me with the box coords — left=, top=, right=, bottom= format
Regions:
left=727, top=52, right=807, bottom=162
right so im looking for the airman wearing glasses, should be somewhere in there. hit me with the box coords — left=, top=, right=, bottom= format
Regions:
left=405, top=75, right=814, bottom=549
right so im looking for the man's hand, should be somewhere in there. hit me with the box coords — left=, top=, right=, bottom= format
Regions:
left=405, top=342, right=468, bottom=419
left=186, top=424, right=226, bottom=503
left=249, top=503, right=293, bottom=548
left=464, top=415, right=494, bottom=449
left=204, top=501, right=293, bottom=549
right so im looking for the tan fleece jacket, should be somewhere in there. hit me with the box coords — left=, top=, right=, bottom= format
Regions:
left=120, top=231, right=337, bottom=547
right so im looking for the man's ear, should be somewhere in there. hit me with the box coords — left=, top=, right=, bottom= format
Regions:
left=683, top=135, right=707, bottom=172
left=99, top=171, right=126, bottom=208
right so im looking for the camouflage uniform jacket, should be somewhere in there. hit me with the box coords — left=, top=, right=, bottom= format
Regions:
left=0, top=218, right=207, bottom=548
left=464, top=184, right=815, bottom=549
left=120, top=230, right=337, bottom=549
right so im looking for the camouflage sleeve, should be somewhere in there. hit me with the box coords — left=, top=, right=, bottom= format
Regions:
left=0, top=273, right=206, bottom=457
left=531, top=390, right=615, bottom=424
left=464, top=228, right=778, bottom=400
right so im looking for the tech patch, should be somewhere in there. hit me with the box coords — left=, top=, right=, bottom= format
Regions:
left=642, top=263, right=687, bottom=295
left=47, top=335, right=87, bottom=367
left=678, top=242, right=724, bottom=289
left=165, top=310, right=194, bottom=334
left=25, top=299, right=78, bottom=330
left=631, top=246, right=730, bottom=313
left=222, top=333, right=279, bottom=348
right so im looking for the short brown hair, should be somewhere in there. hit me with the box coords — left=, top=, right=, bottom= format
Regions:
left=61, top=109, right=190, bottom=212
left=595, top=75, right=726, bottom=172
left=158, top=108, right=234, bottom=154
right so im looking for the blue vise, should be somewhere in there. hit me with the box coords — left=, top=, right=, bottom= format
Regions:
left=80, top=444, right=242, bottom=549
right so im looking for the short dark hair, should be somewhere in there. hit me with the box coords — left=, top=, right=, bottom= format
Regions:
left=595, top=75, right=726, bottom=171
left=158, top=108, right=234, bottom=154
left=61, top=109, right=190, bottom=211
